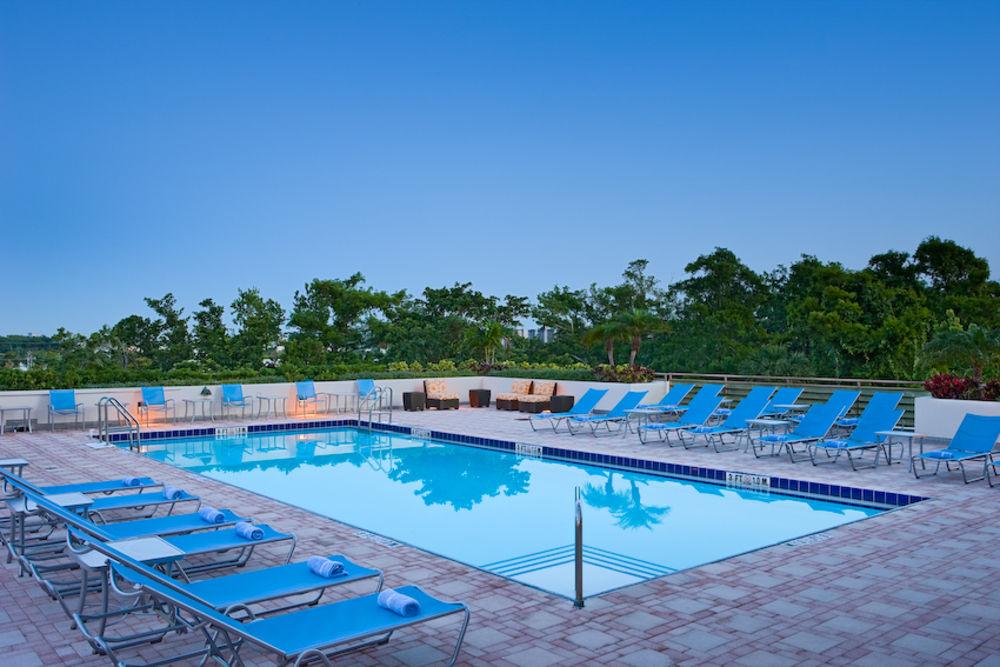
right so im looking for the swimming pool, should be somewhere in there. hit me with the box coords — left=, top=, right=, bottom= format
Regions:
left=142, top=427, right=882, bottom=598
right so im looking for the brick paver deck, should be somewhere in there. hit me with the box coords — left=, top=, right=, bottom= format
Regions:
left=1, top=407, right=998, bottom=666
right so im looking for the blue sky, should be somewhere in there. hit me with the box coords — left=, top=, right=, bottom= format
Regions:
left=2, top=1, right=998, bottom=334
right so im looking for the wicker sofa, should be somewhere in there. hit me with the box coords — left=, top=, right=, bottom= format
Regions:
left=496, top=380, right=557, bottom=412
left=423, top=379, right=460, bottom=410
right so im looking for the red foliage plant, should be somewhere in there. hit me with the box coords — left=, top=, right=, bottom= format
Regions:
left=924, top=373, right=1000, bottom=401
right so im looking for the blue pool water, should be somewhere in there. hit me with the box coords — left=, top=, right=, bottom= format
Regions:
left=142, top=427, right=882, bottom=597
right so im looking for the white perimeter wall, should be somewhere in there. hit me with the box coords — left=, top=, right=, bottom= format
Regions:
left=0, top=377, right=669, bottom=428
left=914, top=396, right=1000, bottom=441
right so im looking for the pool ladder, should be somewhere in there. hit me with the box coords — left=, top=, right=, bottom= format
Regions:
left=97, top=397, right=141, bottom=450
left=359, top=386, right=393, bottom=431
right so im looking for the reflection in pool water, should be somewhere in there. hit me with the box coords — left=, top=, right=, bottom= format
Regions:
left=142, top=427, right=882, bottom=597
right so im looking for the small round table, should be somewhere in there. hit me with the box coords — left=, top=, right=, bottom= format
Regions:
left=0, top=407, right=32, bottom=434
left=256, top=396, right=288, bottom=418
left=183, top=398, right=215, bottom=423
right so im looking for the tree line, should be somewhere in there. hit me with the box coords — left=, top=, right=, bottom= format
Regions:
left=2, top=236, right=998, bottom=390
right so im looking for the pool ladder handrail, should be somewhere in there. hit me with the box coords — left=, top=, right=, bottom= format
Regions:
left=97, top=396, right=141, bottom=450
left=359, top=386, right=393, bottom=430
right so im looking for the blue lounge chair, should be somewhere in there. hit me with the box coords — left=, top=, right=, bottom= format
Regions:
left=94, top=509, right=247, bottom=540
left=33, top=475, right=160, bottom=495
left=566, top=391, right=648, bottom=436
left=637, top=389, right=725, bottom=445
left=912, top=414, right=1000, bottom=484
left=220, top=384, right=254, bottom=419
left=810, top=407, right=904, bottom=469
left=673, top=384, right=724, bottom=415
left=75, top=551, right=383, bottom=656
left=988, top=454, right=1000, bottom=488
left=64, top=517, right=296, bottom=576
left=835, top=391, right=903, bottom=429
left=138, top=386, right=176, bottom=424
left=0, top=468, right=194, bottom=514
left=758, top=387, right=805, bottom=418
left=749, top=401, right=845, bottom=461
left=529, top=388, right=608, bottom=432
left=47, top=389, right=84, bottom=431
left=787, top=389, right=860, bottom=425
left=295, top=380, right=334, bottom=415
left=627, top=383, right=695, bottom=417
left=23, top=495, right=379, bottom=648
left=676, top=386, right=776, bottom=451
left=104, top=554, right=469, bottom=667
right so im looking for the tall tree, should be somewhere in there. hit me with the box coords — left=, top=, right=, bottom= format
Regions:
left=286, top=274, right=395, bottom=365
left=144, top=293, right=192, bottom=369
left=192, top=298, right=229, bottom=367
left=231, top=288, right=285, bottom=368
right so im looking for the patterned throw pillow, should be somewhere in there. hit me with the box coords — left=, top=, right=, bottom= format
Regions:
left=511, top=380, right=532, bottom=395
left=532, top=381, right=556, bottom=397
left=425, top=379, right=454, bottom=398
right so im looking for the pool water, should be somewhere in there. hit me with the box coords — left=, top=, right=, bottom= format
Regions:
left=142, top=427, right=882, bottom=598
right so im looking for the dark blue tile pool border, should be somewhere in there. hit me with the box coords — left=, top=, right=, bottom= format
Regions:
left=116, top=419, right=926, bottom=509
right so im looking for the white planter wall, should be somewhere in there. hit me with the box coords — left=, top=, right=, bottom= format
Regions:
left=914, top=395, right=1000, bottom=441
left=0, top=376, right=669, bottom=428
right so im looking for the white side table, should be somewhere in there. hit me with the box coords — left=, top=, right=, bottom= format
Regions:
left=876, top=430, right=927, bottom=470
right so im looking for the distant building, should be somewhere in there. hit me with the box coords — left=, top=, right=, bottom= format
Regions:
left=515, top=327, right=554, bottom=343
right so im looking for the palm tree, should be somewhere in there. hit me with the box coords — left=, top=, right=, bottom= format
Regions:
left=581, top=473, right=670, bottom=530
left=922, top=323, right=1000, bottom=385
left=615, top=309, right=668, bottom=366
left=465, top=320, right=508, bottom=367
left=582, top=319, right=629, bottom=366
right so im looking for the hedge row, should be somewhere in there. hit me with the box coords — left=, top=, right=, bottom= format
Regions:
left=0, top=364, right=601, bottom=391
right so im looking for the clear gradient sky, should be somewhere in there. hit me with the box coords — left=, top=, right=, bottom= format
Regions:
left=2, top=1, right=998, bottom=334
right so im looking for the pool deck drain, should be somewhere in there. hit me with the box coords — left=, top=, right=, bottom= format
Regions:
left=1, top=408, right=998, bottom=666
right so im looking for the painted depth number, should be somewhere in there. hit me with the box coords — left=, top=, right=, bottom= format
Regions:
left=726, top=471, right=771, bottom=491
left=515, top=442, right=543, bottom=458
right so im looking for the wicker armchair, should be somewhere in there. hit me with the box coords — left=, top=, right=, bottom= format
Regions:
left=424, top=379, right=460, bottom=410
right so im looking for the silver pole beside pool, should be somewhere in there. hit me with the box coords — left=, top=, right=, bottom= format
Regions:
left=574, top=486, right=584, bottom=608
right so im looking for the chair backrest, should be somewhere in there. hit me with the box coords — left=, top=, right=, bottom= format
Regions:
left=762, top=387, right=804, bottom=414
left=791, top=401, right=844, bottom=439
left=606, top=391, right=648, bottom=417
left=826, top=389, right=861, bottom=419
left=221, top=384, right=244, bottom=404
left=141, top=386, right=166, bottom=407
left=678, top=390, right=726, bottom=426
left=0, top=468, right=45, bottom=495
left=849, top=407, right=904, bottom=444
left=948, top=414, right=1000, bottom=454
left=49, top=389, right=77, bottom=411
left=568, top=388, right=609, bottom=415
left=857, top=391, right=903, bottom=420
left=296, top=380, right=317, bottom=400
left=658, top=383, right=694, bottom=407
left=357, top=379, right=376, bottom=398
left=695, top=384, right=724, bottom=400
left=721, top=386, right=776, bottom=428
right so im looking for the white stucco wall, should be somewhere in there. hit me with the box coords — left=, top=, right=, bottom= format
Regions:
left=0, top=376, right=669, bottom=428
left=914, top=395, right=1000, bottom=441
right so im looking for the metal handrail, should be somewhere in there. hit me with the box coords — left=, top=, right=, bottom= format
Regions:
left=359, top=386, right=393, bottom=430
left=97, top=397, right=141, bottom=450
left=657, top=372, right=926, bottom=428
left=657, top=371, right=926, bottom=390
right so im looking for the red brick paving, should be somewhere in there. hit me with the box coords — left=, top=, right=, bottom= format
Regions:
left=1, top=408, right=998, bottom=666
